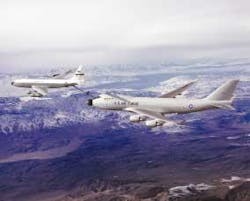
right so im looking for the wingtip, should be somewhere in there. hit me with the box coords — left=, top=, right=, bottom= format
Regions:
left=229, top=79, right=240, bottom=84
left=192, top=79, right=199, bottom=83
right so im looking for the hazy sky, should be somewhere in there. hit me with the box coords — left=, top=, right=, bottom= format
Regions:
left=0, top=0, right=250, bottom=72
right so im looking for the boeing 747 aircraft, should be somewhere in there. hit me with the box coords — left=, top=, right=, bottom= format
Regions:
left=11, top=66, right=85, bottom=97
left=88, top=80, right=239, bottom=127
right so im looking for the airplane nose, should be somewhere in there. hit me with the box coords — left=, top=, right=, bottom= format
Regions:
left=87, top=99, right=93, bottom=106
left=11, top=81, right=15, bottom=86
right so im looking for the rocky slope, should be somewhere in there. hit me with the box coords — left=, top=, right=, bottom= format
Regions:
left=35, top=181, right=250, bottom=201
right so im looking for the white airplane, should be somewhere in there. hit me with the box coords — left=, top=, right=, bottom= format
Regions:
left=11, top=66, right=85, bottom=97
left=88, top=80, right=239, bottom=127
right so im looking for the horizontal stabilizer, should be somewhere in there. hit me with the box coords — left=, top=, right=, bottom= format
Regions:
left=210, top=101, right=235, bottom=110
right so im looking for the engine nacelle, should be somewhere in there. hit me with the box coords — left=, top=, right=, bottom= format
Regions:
left=129, top=115, right=146, bottom=122
left=145, top=119, right=165, bottom=128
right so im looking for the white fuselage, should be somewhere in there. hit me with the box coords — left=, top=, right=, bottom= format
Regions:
left=89, top=79, right=238, bottom=127
left=11, top=78, right=78, bottom=88
left=92, top=96, right=220, bottom=114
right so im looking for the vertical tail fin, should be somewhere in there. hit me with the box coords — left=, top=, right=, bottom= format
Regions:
left=71, top=65, right=85, bottom=85
left=206, top=80, right=239, bottom=101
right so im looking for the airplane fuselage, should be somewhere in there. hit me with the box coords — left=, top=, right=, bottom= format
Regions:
left=11, top=66, right=85, bottom=97
left=92, top=96, right=219, bottom=114
left=11, top=79, right=78, bottom=88
left=89, top=80, right=238, bottom=127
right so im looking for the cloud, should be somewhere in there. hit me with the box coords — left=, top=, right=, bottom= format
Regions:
left=0, top=0, right=250, bottom=72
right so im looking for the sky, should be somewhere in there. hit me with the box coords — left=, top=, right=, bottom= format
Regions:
left=0, top=0, right=250, bottom=72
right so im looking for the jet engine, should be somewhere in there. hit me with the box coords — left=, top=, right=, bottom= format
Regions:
left=145, top=119, right=165, bottom=127
left=129, top=115, right=146, bottom=122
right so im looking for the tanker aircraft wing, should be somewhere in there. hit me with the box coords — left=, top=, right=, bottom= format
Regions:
left=28, top=86, right=48, bottom=97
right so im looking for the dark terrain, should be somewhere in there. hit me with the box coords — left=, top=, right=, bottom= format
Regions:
left=0, top=95, right=249, bottom=201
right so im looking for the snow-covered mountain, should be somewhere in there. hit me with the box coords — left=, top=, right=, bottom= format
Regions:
left=0, top=60, right=249, bottom=135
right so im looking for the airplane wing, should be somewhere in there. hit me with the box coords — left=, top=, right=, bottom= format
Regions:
left=159, top=81, right=196, bottom=98
left=51, top=69, right=74, bottom=79
left=28, top=86, right=48, bottom=97
left=125, top=107, right=167, bottom=121
left=105, top=93, right=131, bottom=102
